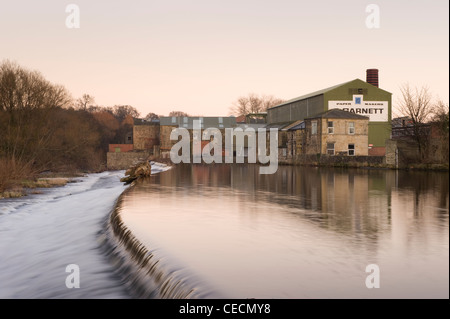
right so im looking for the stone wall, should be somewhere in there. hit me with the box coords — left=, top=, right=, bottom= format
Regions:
left=385, top=139, right=421, bottom=167
left=108, top=144, right=134, bottom=153
left=133, top=125, right=159, bottom=151
left=107, top=151, right=151, bottom=170
left=291, top=154, right=385, bottom=167
left=304, top=118, right=369, bottom=156
left=160, top=125, right=177, bottom=151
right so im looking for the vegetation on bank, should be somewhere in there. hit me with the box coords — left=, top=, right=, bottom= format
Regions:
left=279, top=161, right=449, bottom=171
left=0, top=60, right=140, bottom=196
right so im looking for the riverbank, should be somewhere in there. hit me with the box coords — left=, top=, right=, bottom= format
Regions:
left=0, top=172, right=87, bottom=199
left=277, top=159, right=449, bottom=171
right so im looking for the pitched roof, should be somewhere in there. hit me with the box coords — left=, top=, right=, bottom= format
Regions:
left=287, top=121, right=305, bottom=131
left=264, top=121, right=294, bottom=129
left=269, top=78, right=392, bottom=110
left=134, top=118, right=160, bottom=125
left=269, top=80, right=355, bottom=109
left=159, top=116, right=236, bottom=129
left=235, top=115, right=246, bottom=123
left=281, top=120, right=304, bottom=131
left=307, top=109, right=369, bottom=120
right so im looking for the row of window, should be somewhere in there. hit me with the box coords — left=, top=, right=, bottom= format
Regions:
left=327, top=143, right=355, bottom=156
left=311, top=121, right=355, bottom=135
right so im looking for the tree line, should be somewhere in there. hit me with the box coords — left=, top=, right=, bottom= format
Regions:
left=396, top=84, right=449, bottom=163
left=0, top=61, right=141, bottom=192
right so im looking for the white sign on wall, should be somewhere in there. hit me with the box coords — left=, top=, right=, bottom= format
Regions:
left=328, top=95, right=388, bottom=122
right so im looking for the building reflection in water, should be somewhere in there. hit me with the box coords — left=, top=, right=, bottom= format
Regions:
left=124, top=164, right=448, bottom=298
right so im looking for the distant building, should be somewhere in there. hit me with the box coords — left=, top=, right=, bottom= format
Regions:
left=303, top=109, right=369, bottom=156
left=133, top=118, right=160, bottom=151
left=388, top=116, right=449, bottom=165
left=285, top=120, right=305, bottom=159
left=235, top=123, right=266, bottom=158
left=236, top=113, right=267, bottom=124
left=159, top=116, right=237, bottom=158
left=267, top=69, right=391, bottom=155
left=108, top=144, right=134, bottom=153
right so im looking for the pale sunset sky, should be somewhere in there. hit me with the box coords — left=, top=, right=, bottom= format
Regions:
left=0, top=0, right=448, bottom=117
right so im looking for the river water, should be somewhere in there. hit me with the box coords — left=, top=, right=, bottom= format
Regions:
left=0, top=164, right=448, bottom=299
left=118, top=164, right=449, bottom=299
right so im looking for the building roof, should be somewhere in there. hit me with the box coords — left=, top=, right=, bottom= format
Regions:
left=160, top=116, right=236, bottom=129
left=264, top=121, right=294, bottom=130
left=270, top=80, right=355, bottom=109
left=269, top=78, right=392, bottom=110
left=306, top=109, right=370, bottom=120
left=288, top=121, right=305, bottom=131
left=236, top=123, right=267, bottom=130
left=281, top=120, right=304, bottom=131
left=235, top=115, right=246, bottom=123
left=134, top=118, right=160, bottom=125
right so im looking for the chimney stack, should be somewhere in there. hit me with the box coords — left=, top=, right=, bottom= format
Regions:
left=366, top=69, right=379, bottom=87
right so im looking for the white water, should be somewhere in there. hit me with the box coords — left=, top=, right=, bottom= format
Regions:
left=0, top=163, right=170, bottom=298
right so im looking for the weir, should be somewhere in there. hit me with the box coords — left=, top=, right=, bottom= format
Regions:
left=98, top=182, right=221, bottom=299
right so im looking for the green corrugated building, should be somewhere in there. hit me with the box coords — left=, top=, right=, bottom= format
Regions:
left=267, top=69, right=391, bottom=155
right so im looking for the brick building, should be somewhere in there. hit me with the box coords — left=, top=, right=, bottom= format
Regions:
left=304, top=109, right=369, bottom=156
left=267, top=69, right=391, bottom=156
left=159, top=116, right=237, bottom=159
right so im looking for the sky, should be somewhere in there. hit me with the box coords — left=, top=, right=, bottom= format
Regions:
left=0, top=0, right=448, bottom=117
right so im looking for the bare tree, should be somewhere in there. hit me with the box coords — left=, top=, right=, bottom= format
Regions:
left=397, top=84, right=433, bottom=159
left=168, top=111, right=189, bottom=117
left=229, top=93, right=284, bottom=116
left=112, top=105, right=140, bottom=122
left=432, top=99, right=449, bottom=127
left=76, top=94, right=95, bottom=111
left=247, top=93, right=262, bottom=114
left=230, top=97, right=250, bottom=116
left=261, top=95, right=285, bottom=111
left=432, top=99, right=449, bottom=162
left=145, top=112, right=160, bottom=121
left=0, top=60, right=72, bottom=112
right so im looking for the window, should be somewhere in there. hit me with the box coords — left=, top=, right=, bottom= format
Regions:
left=327, top=121, right=334, bottom=134
left=312, top=121, right=318, bottom=135
left=327, top=143, right=335, bottom=155
left=348, top=144, right=355, bottom=156
left=348, top=122, right=355, bottom=134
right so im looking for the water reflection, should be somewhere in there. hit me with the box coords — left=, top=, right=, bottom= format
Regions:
left=120, top=164, right=449, bottom=298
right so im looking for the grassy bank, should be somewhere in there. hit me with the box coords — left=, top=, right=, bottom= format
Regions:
left=0, top=158, right=91, bottom=199
left=0, top=174, right=85, bottom=199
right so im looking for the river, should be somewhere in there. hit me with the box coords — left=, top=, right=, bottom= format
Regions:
left=0, top=164, right=448, bottom=299
left=116, top=164, right=449, bottom=299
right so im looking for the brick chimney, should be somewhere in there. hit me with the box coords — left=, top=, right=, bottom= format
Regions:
left=366, top=69, right=379, bottom=87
